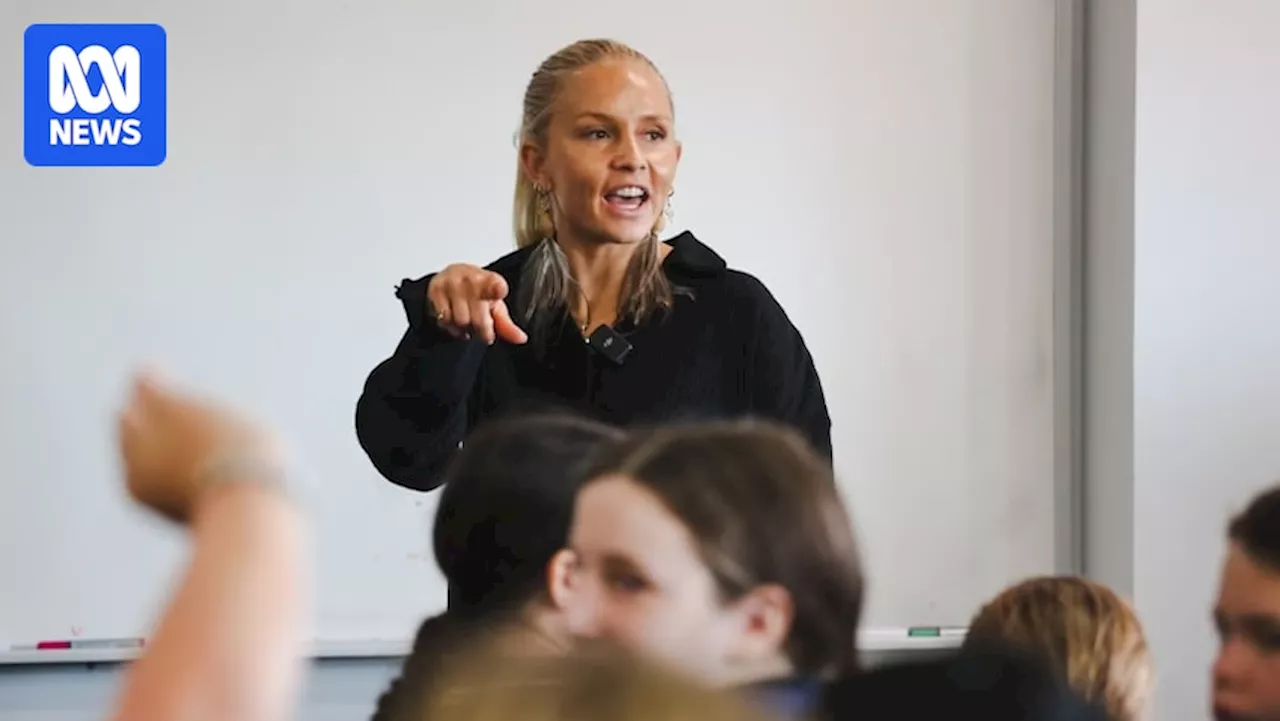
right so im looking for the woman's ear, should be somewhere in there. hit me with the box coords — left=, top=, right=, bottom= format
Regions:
left=519, top=141, right=551, bottom=191
left=727, top=583, right=794, bottom=665
left=546, top=548, right=577, bottom=610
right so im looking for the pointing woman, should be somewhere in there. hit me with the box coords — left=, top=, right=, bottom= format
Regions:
left=356, top=38, right=830, bottom=491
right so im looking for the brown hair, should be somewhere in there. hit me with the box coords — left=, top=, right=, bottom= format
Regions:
left=965, top=576, right=1153, bottom=721
left=1228, top=485, right=1280, bottom=571
left=583, top=418, right=864, bottom=676
left=398, top=647, right=774, bottom=721
left=513, top=39, right=676, bottom=338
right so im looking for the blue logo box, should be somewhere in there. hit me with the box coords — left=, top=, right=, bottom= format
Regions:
left=24, top=23, right=167, bottom=167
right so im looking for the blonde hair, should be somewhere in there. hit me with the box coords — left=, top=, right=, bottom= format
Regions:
left=965, top=575, right=1153, bottom=721
left=397, top=647, right=775, bottom=721
left=513, top=39, right=677, bottom=338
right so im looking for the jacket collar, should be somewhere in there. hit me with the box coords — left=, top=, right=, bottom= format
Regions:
left=663, top=230, right=727, bottom=277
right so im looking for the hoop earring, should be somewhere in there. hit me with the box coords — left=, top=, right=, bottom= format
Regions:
left=534, top=185, right=555, bottom=239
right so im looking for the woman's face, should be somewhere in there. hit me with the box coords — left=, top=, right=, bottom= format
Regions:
left=564, top=474, right=761, bottom=684
left=522, top=58, right=681, bottom=246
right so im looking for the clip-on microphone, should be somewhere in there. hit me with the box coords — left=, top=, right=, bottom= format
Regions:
left=586, top=325, right=633, bottom=366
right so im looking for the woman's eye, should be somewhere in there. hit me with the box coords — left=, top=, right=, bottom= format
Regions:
left=607, top=573, right=647, bottom=593
left=645, top=130, right=665, bottom=141
left=583, top=128, right=609, bottom=140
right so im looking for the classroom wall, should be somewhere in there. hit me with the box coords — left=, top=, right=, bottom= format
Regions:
left=1082, top=0, right=1135, bottom=598
left=1084, top=0, right=1280, bottom=719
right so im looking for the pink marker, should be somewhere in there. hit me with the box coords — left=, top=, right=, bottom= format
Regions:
left=13, top=638, right=144, bottom=651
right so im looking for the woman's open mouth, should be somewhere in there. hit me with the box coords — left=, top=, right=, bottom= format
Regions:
left=603, top=185, right=651, bottom=216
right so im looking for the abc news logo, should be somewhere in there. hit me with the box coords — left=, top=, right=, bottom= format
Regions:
left=48, top=44, right=143, bottom=147
left=24, top=24, right=167, bottom=167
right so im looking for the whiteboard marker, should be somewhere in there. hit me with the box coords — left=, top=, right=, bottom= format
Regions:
left=906, top=626, right=966, bottom=638
left=11, top=638, right=145, bottom=651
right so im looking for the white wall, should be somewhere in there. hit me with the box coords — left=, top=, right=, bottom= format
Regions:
left=1085, top=1, right=1280, bottom=719
left=1134, top=0, right=1280, bottom=717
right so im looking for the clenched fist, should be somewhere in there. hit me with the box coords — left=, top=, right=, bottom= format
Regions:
left=117, top=372, right=285, bottom=524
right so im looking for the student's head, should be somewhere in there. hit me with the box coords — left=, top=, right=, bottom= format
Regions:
left=399, top=647, right=773, bottom=721
left=965, top=576, right=1152, bottom=721
left=514, top=38, right=680, bottom=250
left=433, top=413, right=623, bottom=632
left=565, top=419, right=863, bottom=686
left=821, top=644, right=1108, bottom=721
left=1213, top=485, right=1280, bottom=721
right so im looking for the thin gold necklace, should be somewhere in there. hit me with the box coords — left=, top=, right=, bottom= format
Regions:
left=576, top=293, right=592, bottom=337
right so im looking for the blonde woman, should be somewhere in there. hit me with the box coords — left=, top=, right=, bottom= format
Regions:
left=356, top=39, right=830, bottom=493
left=964, top=575, right=1154, bottom=721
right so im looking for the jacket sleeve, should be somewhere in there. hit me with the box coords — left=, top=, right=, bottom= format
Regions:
left=354, top=275, right=488, bottom=492
left=742, top=276, right=834, bottom=461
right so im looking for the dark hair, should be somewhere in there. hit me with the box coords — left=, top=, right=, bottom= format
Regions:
left=582, top=418, right=863, bottom=676
left=821, top=643, right=1108, bottom=721
left=434, top=412, right=624, bottom=615
left=373, top=413, right=623, bottom=721
left=1228, top=485, right=1280, bottom=571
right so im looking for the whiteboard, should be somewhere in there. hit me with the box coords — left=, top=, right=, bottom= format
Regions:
left=0, top=0, right=1075, bottom=658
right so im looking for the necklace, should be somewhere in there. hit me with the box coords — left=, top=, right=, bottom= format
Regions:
left=575, top=292, right=592, bottom=337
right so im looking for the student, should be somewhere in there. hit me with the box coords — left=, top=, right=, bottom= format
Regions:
left=371, top=413, right=623, bottom=721
left=108, top=373, right=308, bottom=721
left=964, top=575, right=1153, bottom=721
left=355, top=38, right=830, bottom=492
left=1212, top=485, right=1280, bottom=721
left=562, top=419, right=861, bottom=717
left=394, top=649, right=775, bottom=721
left=821, top=643, right=1108, bottom=721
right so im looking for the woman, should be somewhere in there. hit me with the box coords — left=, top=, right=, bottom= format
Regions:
left=562, top=419, right=862, bottom=717
left=371, top=413, right=623, bottom=721
left=964, top=576, right=1154, bottom=721
left=356, top=38, right=830, bottom=492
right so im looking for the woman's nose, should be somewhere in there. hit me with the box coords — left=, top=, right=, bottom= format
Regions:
left=612, top=135, right=646, bottom=171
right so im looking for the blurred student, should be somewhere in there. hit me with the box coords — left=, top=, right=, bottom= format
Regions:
left=965, top=575, right=1153, bottom=721
left=394, top=648, right=777, bottom=721
left=821, top=643, right=1108, bottom=721
left=563, top=419, right=861, bottom=717
left=372, top=414, right=622, bottom=721
left=109, top=373, right=309, bottom=721
left=1212, top=485, right=1280, bottom=721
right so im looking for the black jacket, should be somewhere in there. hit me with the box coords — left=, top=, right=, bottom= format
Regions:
left=355, top=232, right=831, bottom=491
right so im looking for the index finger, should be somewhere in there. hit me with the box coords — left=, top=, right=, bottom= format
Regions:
left=492, top=301, right=528, bottom=345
